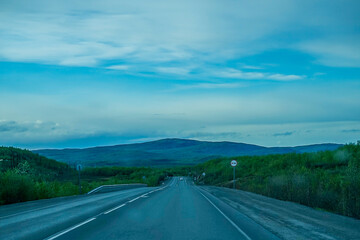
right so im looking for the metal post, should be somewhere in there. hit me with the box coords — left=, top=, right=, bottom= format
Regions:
left=78, top=170, right=82, bottom=194
left=233, top=166, right=235, bottom=189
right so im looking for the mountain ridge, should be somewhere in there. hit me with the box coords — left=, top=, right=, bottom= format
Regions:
left=32, top=138, right=342, bottom=167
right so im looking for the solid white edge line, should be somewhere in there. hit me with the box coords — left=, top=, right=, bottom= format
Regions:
left=104, top=204, right=126, bottom=215
left=198, top=191, right=252, bottom=240
left=44, top=217, right=96, bottom=240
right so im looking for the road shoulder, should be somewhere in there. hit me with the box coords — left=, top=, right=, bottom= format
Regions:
left=200, top=186, right=360, bottom=240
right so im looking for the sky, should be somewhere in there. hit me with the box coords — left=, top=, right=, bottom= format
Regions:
left=0, top=0, right=359, bottom=149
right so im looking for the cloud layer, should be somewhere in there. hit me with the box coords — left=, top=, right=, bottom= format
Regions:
left=0, top=0, right=359, bottom=148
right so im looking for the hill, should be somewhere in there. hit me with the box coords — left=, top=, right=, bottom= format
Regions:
left=0, top=146, right=71, bottom=179
left=0, top=146, right=79, bottom=204
left=32, top=138, right=342, bottom=167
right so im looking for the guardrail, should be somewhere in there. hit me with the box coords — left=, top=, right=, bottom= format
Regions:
left=87, top=183, right=147, bottom=195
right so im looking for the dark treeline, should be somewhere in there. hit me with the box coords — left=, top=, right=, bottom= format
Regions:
left=193, top=142, right=360, bottom=219
left=81, top=166, right=189, bottom=188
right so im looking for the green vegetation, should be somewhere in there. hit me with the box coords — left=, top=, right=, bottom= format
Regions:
left=2, top=143, right=359, bottom=220
left=0, top=147, right=188, bottom=205
left=193, top=142, right=360, bottom=219
left=80, top=166, right=188, bottom=189
left=0, top=147, right=79, bottom=204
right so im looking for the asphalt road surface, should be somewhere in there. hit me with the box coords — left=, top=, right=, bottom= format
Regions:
left=0, top=177, right=278, bottom=240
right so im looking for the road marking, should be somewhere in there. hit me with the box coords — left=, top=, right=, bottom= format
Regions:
left=1, top=188, right=144, bottom=219
left=43, top=188, right=157, bottom=240
left=198, top=191, right=252, bottom=240
left=44, top=217, right=96, bottom=240
left=104, top=204, right=126, bottom=214
left=128, top=196, right=141, bottom=203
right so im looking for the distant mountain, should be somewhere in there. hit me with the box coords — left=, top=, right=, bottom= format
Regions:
left=32, top=138, right=342, bottom=167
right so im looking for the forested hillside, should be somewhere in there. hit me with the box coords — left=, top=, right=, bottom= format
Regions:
left=0, top=147, right=78, bottom=204
left=0, top=147, right=71, bottom=178
left=193, top=142, right=360, bottom=219
left=0, top=147, right=185, bottom=205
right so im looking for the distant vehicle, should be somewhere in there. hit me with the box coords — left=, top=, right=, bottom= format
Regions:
left=180, top=177, right=183, bottom=181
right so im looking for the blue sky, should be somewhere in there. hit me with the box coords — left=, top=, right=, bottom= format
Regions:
left=0, top=0, right=359, bottom=149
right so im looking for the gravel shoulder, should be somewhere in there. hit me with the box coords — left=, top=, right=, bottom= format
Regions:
left=201, top=186, right=360, bottom=240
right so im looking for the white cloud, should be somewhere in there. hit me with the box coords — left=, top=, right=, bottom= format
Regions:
left=0, top=0, right=359, bottom=148
left=106, top=65, right=130, bottom=70
left=169, top=83, right=246, bottom=92
left=0, top=0, right=358, bottom=71
left=156, top=67, right=191, bottom=76
left=213, top=68, right=304, bottom=81
left=0, top=0, right=349, bottom=67
left=241, top=65, right=264, bottom=70
left=297, top=37, right=360, bottom=67
left=267, top=74, right=303, bottom=81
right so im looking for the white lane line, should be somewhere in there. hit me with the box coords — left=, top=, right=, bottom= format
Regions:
left=44, top=217, right=96, bottom=240
left=1, top=188, right=144, bottom=219
left=43, top=189, right=157, bottom=240
left=128, top=196, right=141, bottom=203
left=198, top=191, right=252, bottom=240
left=127, top=187, right=165, bottom=203
left=104, top=204, right=126, bottom=215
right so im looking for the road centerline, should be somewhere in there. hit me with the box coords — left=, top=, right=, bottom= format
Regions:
left=44, top=217, right=96, bottom=240
left=104, top=204, right=126, bottom=215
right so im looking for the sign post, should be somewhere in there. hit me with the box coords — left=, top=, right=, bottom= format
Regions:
left=230, top=160, right=237, bottom=189
left=76, top=164, right=82, bottom=194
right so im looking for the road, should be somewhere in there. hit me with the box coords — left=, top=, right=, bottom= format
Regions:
left=0, top=177, right=278, bottom=240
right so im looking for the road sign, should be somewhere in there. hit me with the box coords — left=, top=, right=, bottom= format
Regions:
left=231, top=160, right=237, bottom=167
left=202, top=172, right=206, bottom=176
left=76, top=164, right=83, bottom=171
left=231, top=160, right=237, bottom=189
left=76, top=164, right=82, bottom=194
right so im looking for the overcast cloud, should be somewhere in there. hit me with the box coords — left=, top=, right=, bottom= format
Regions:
left=0, top=0, right=359, bottom=148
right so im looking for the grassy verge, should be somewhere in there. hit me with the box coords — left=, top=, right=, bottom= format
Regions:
left=193, top=143, right=360, bottom=219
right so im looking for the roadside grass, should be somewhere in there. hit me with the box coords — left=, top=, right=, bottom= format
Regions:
left=193, top=142, right=360, bottom=219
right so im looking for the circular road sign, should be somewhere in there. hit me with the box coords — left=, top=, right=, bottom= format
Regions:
left=76, top=164, right=83, bottom=171
left=230, top=160, right=238, bottom=167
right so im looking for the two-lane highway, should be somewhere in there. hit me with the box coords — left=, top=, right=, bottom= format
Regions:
left=1, top=177, right=279, bottom=240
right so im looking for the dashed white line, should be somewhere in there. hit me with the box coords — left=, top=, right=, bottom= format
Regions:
left=104, top=204, right=126, bottom=215
left=44, top=217, right=96, bottom=240
left=128, top=196, right=141, bottom=203
left=43, top=187, right=166, bottom=240
left=198, top=191, right=252, bottom=240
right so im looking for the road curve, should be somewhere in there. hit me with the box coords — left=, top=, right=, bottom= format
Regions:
left=0, top=177, right=279, bottom=240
